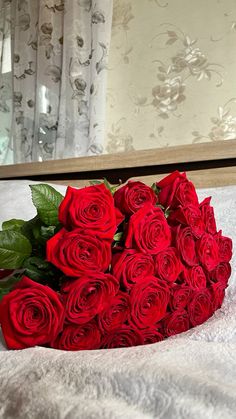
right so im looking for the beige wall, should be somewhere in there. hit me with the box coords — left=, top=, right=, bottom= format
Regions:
left=105, top=0, right=236, bottom=153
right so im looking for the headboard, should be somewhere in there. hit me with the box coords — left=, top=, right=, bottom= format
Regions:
left=0, top=141, right=236, bottom=188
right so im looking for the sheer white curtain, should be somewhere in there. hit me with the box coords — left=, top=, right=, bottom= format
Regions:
left=0, top=0, right=13, bottom=164
left=0, top=0, right=113, bottom=164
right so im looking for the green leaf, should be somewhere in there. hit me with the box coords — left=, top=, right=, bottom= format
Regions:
left=103, top=178, right=120, bottom=195
left=0, top=230, right=32, bottom=269
left=0, top=288, right=11, bottom=301
left=151, top=183, right=161, bottom=195
left=103, top=178, right=112, bottom=191
left=21, top=216, right=41, bottom=241
left=0, top=275, right=24, bottom=301
left=23, top=257, right=59, bottom=285
left=110, top=185, right=120, bottom=195
left=113, top=232, right=123, bottom=242
left=2, top=219, right=25, bottom=232
left=30, top=184, right=63, bottom=226
left=89, top=180, right=103, bottom=185
left=40, top=225, right=57, bottom=241
left=165, top=207, right=171, bottom=218
left=90, top=178, right=120, bottom=195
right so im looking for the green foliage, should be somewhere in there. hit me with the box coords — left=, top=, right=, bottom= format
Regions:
left=40, top=225, right=57, bottom=241
left=165, top=207, right=171, bottom=218
left=23, top=256, right=57, bottom=284
left=89, top=180, right=103, bottom=185
left=89, top=178, right=121, bottom=195
left=151, top=183, right=161, bottom=195
left=0, top=275, right=22, bottom=301
left=30, top=184, right=63, bottom=226
left=21, top=216, right=41, bottom=242
left=0, top=230, right=32, bottom=269
left=113, top=232, right=123, bottom=242
left=0, top=184, right=64, bottom=296
left=103, top=178, right=120, bottom=195
left=2, top=219, right=25, bottom=232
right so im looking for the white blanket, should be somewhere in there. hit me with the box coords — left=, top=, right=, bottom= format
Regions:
left=0, top=180, right=235, bottom=419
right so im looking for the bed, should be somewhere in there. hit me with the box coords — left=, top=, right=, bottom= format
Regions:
left=0, top=141, right=236, bottom=419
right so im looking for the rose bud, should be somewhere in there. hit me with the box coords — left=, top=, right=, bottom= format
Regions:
left=141, top=327, right=164, bottom=344
left=154, top=247, right=183, bottom=283
left=176, top=226, right=198, bottom=266
left=53, top=320, right=101, bottom=351
left=170, top=284, right=192, bottom=311
left=62, top=273, right=119, bottom=325
left=164, top=309, right=190, bottom=337
left=112, top=249, right=154, bottom=290
left=59, top=183, right=124, bottom=239
left=101, top=325, right=144, bottom=348
left=129, top=276, right=170, bottom=328
left=197, top=233, right=219, bottom=272
left=188, top=289, right=213, bottom=326
left=210, top=281, right=227, bottom=311
left=216, top=232, right=233, bottom=263
left=169, top=205, right=205, bottom=239
left=98, top=292, right=130, bottom=333
left=156, top=171, right=198, bottom=209
left=0, top=276, right=64, bottom=349
left=200, top=197, right=217, bottom=235
left=125, top=204, right=171, bottom=255
left=210, top=262, right=231, bottom=286
left=46, top=228, right=112, bottom=277
left=114, top=181, right=157, bottom=215
left=184, top=265, right=207, bottom=290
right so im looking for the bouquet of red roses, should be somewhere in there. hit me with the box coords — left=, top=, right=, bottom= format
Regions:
left=0, top=171, right=232, bottom=350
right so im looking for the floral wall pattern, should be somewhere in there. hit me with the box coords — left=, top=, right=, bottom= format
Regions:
left=105, top=0, right=236, bottom=153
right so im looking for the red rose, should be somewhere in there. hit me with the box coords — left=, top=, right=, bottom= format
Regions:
left=210, top=281, right=226, bottom=311
left=156, top=171, right=198, bottom=209
left=101, top=325, right=144, bottom=348
left=184, top=265, right=207, bottom=290
left=46, top=228, right=111, bottom=277
left=53, top=320, right=101, bottom=351
left=200, top=197, right=217, bottom=235
left=197, top=233, right=219, bottom=272
left=112, top=249, right=154, bottom=290
left=59, top=184, right=124, bottom=239
left=211, top=262, right=231, bottom=286
left=0, top=276, right=64, bottom=349
left=114, top=181, right=157, bottom=215
left=141, top=327, right=164, bottom=344
left=154, top=247, right=183, bottom=283
left=170, top=285, right=192, bottom=311
left=169, top=205, right=205, bottom=238
left=98, top=292, right=130, bottom=333
left=216, top=232, right=233, bottom=263
left=164, top=309, right=190, bottom=337
left=125, top=204, right=171, bottom=255
left=176, top=226, right=198, bottom=266
left=188, top=289, right=213, bottom=326
left=130, top=276, right=170, bottom=328
left=62, top=273, right=119, bottom=325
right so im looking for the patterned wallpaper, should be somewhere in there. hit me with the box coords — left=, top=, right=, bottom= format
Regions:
left=105, top=0, right=236, bottom=153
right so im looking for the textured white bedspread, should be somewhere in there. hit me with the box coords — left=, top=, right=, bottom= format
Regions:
left=0, top=180, right=235, bottom=419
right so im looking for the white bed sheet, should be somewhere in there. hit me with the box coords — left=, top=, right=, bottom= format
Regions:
left=0, top=180, right=235, bottom=419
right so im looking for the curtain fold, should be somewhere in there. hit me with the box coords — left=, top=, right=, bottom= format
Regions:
left=0, top=0, right=113, bottom=164
left=0, top=0, right=13, bottom=164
